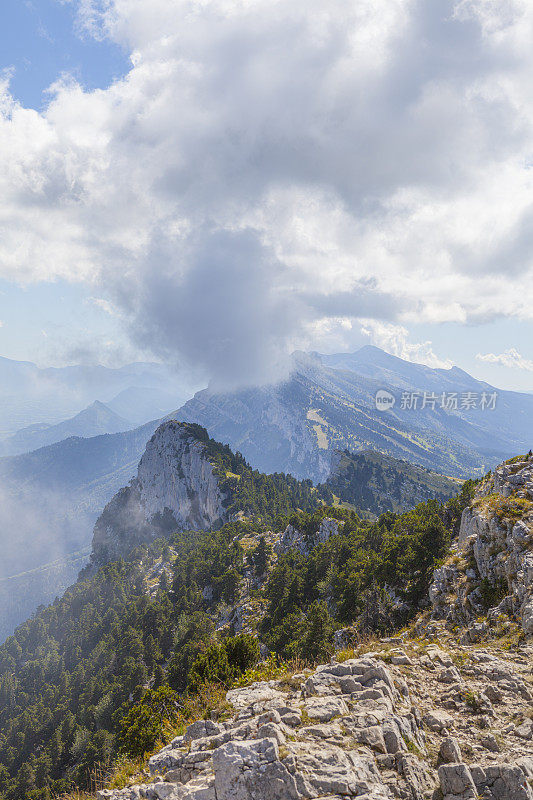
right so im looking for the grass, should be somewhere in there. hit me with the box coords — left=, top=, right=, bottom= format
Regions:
left=463, top=690, right=483, bottom=714
left=299, top=708, right=312, bottom=727
left=106, top=757, right=146, bottom=790
left=231, top=654, right=304, bottom=687
left=403, top=736, right=424, bottom=758
left=225, top=471, right=241, bottom=480
left=482, top=494, right=533, bottom=524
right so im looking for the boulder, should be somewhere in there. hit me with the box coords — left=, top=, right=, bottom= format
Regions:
left=212, top=738, right=300, bottom=800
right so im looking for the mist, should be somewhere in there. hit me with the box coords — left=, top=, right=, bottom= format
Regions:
left=0, top=480, right=97, bottom=641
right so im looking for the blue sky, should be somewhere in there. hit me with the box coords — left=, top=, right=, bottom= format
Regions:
left=2, top=0, right=128, bottom=109
left=1, top=0, right=533, bottom=393
left=0, top=0, right=133, bottom=367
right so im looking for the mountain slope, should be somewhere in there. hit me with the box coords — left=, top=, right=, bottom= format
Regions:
left=321, top=345, right=533, bottom=455
left=326, top=449, right=460, bottom=513
left=0, top=480, right=466, bottom=799
left=0, top=400, right=132, bottom=456
left=1, top=345, right=530, bottom=638
left=177, top=349, right=531, bottom=482
left=0, top=548, right=90, bottom=643
left=107, top=385, right=182, bottom=425
left=0, top=419, right=161, bottom=638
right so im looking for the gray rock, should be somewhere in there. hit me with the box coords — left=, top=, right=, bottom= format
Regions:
left=303, top=695, right=349, bottom=722
left=422, top=710, right=454, bottom=733
left=515, top=719, right=533, bottom=739
left=298, top=722, right=345, bottom=744
left=257, top=710, right=281, bottom=726
left=256, top=723, right=286, bottom=746
left=390, top=651, right=413, bottom=666
left=517, top=758, right=533, bottom=779
left=438, top=763, right=477, bottom=799
left=352, top=725, right=387, bottom=754
left=212, top=738, right=300, bottom=800
left=429, top=458, right=533, bottom=636
left=480, top=734, right=500, bottom=752
left=144, top=783, right=182, bottom=800
left=437, top=667, right=462, bottom=684
left=483, top=685, right=503, bottom=703
left=150, top=749, right=188, bottom=777
left=277, top=518, right=342, bottom=556
left=470, top=763, right=533, bottom=800
left=226, top=682, right=287, bottom=713
left=183, top=720, right=221, bottom=743
left=278, top=709, right=302, bottom=727
left=439, top=737, right=461, bottom=764
left=284, top=740, right=389, bottom=798
left=396, top=753, right=437, bottom=799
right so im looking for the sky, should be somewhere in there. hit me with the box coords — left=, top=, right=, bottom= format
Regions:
left=1, top=0, right=533, bottom=392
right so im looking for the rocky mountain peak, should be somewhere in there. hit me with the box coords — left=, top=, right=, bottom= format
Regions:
left=90, top=421, right=228, bottom=566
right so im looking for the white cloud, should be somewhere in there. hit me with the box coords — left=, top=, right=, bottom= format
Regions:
left=476, top=347, right=533, bottom=371
left=89, top=297, right=119, bottom=316
left=1, top=0, right=533, bottom=384
left=360, top=321, right=452, bottom=369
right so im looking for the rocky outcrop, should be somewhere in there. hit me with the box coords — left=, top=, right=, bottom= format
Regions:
left=276, top=517, right=342, bottom=556
left=430, top=456, right=533, bottom=637
left=90, top=422, right=227, bottom=566
left=97, top=633, right=533, bottom=800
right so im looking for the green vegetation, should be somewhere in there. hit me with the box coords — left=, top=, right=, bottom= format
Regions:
left=259, top=500, right=453, bottom=658
left=178, top=423, right=330, bottom=526
left=0, top=445, right=476, bottom=799
left=483, top=493, right=533, bottom=524
left=325, top=449, right=460, bottom=514
left=0, top=524, right=244, bottom=800
left=479, top=576, right=508, bottom=610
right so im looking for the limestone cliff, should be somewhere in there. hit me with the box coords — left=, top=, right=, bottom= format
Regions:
left=90, top=421, right=227, bottom=566
left=430, top=454, right=533, bottom=637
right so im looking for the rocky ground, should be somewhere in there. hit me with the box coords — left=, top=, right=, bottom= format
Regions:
left=98, top=622, right=533, bottom=800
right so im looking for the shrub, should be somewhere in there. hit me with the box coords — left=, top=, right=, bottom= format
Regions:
left=117, top=687, right=180, bottom=758
left=479, top=577, right=507, bottom=610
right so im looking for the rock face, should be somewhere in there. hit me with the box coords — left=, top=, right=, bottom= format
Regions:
left=97, top=638, right=533, bottom=800
left=276, top=517, right=342, bottom=556
left=90, top=422, right=227, bottom=566
left=430, top=455, right=533, bottom=637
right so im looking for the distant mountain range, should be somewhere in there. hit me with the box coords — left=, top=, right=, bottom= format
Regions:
left=177, top=347, right=533, bottom=480
left=0, top=356, right=187, bottom=435
left=0, top=345, right=531, bottom=638
left=0, top=420, right=160, bottom=576
left=0, top=401, right=131, bottom=456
